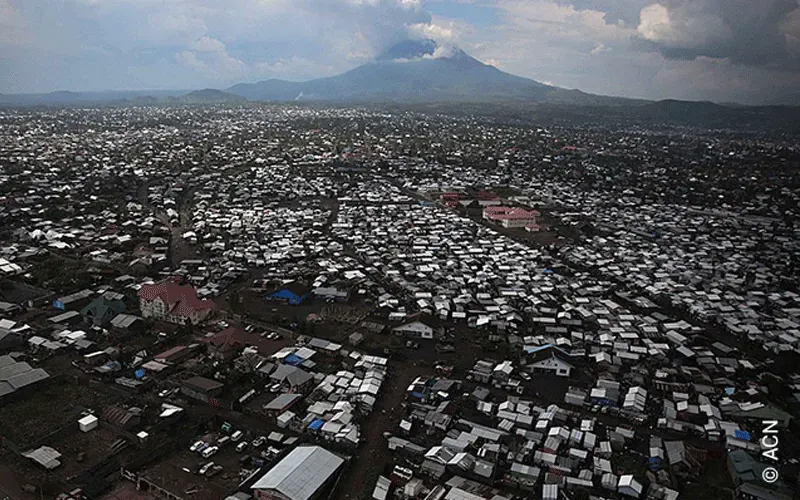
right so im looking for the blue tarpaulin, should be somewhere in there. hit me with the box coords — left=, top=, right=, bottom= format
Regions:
left=267, top=289, right=308, bottom=305
left=134, top=368, right=146, bottom=380
left=284, top=354, right=303, bottom=366
left=734, top=430, right=751, bottom=441
left=592, top=398, right=617, bottom=407
left=308, top=419, right=324, bottom=431
left=410, top=391, right=425, bottom=400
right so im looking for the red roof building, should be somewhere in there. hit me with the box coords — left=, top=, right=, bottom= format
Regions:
left=154, top=345, right=190, bottom=363
left=473, top=191, right=503, bottom=207
left=203, top=326, right=248, bottom=359
left=138, top=281, right=214, bottom=325
left=483, top=206, right=541, bottom=229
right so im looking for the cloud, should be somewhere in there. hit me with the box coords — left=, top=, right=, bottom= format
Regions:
left=470, top=0, right=800, bottom=103
left=0, top=0, right=26, bottom=46
left=636, top=0, right=800, bottom=69
left=469, top=0, right=636, bottom=75
left=176, top=36, right=247, bottom=76
left=553, top=0, right=651, bottom=26
left=590, top=43, right=610, bottom=54
left=408, top=17, right=471, bottom=43
left=652, top=55, right=800, bottom=103
left=296, top=0, right=432, bottom=55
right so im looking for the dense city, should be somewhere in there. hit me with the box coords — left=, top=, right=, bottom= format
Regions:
left=0, top=104, right=797, bottom=500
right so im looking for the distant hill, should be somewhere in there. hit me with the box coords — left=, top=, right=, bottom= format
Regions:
left=0, top=88, right=245, bottom=107
left=171, top=88, right=247, bottom=104
left=0, top=89, right=187, bottom=106
left=227, top=39, right=644, bottom=106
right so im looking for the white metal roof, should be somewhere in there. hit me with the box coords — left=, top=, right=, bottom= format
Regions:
left=251, top=446, right=344, bottom=500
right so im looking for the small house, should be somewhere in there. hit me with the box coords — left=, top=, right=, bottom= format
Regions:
left=81, top=296, right=126, bottom=327
left=392, top=320, right=441, bottom=340
left=525, top=345, right=575, bottom=377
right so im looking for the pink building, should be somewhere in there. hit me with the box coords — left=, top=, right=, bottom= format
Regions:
left=483, top=206, right=541, bottom=229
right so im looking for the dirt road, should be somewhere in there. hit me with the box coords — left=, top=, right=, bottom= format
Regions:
left=334, top=359, right=427, bottom=500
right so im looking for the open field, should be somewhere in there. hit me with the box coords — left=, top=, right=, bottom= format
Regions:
left=0, top=380, right=120, bottom=446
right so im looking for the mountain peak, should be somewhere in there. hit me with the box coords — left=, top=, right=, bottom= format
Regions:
left=375, top=39, right=472, bottom=62
left=377, top=39, right=438, bottom=61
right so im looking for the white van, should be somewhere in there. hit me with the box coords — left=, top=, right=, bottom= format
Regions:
left=231, top=430, right=243, bottom=442
left=201, top=446, right=219, bottom=459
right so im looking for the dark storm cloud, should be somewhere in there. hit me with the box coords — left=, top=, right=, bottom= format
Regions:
left=637, top=0, right=800, bottom=69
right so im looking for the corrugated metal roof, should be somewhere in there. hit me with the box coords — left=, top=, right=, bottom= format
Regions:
left=251, top=446, right=344, bottom=500
left=0, top=355, right=15, bottom=368
left=0, top=356, right=50, bottom=395
left=0, top=381, right=14, bottom=398
left=444, top=488, right=483, bottom=500
left=7, top=368, right=50, bottom=389
left=23, top=446, right=61, bottom=469
left=0, top=361, right=31, bottom=380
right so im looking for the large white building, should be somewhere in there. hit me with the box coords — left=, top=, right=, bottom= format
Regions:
left=392, top=321, right=437, bottom=339
left=252, top=446, right=344, bottom=500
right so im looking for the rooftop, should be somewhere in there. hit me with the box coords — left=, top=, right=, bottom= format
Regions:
left=251, top=445, right=344, bottom=500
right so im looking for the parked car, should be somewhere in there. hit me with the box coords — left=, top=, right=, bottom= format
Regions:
left=201, top=446, right=219, bottom=458
left=189, top=440, right=205, bottom=452
left=252, top=436, right=266, bottom=448
left=231, top=430, right=243, bottom=442
left=236, top=441, right=249, bottom=453
left=198, top=462, right=214, bottom=475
